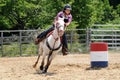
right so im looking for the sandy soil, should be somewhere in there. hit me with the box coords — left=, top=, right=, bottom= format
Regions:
left=0, top=53, right=120, bottom=80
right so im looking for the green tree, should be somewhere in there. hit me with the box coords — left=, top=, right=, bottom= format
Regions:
left=72, top=0, right=99, bottom=29
left=98, top=0, right=120, bottom=24
left=1, top=0, right=120, bottom=30
left=110, top=4, right=120, bottom=24
left=0, top=0, right=56, bottom=30
left=0, top=0, right=13, bottom=30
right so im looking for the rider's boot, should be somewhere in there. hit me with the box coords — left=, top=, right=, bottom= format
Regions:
left=62, top=46, right=70, bottom=55
left=61, top=33, right=70, bottom=56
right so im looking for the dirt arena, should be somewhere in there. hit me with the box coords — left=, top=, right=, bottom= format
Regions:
left=0, top=52, right=120, bottom=80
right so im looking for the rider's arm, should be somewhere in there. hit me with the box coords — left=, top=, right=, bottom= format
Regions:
left=64, top=15, right=72, bottom=27
left=54, top=11, right=63, bottom=23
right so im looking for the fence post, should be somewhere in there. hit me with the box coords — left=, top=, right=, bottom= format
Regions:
left=86, top=28, right=91, bottom=52
left=70, top=30, right=73, bottom=52
left=114, top=31, right=117, bottom=49
left=19, top=31, right=22, bottom=56
left=1, top=32, right=4, bottom=56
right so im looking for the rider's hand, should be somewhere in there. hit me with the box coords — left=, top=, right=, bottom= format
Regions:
left=64, top=22, right=70, bottom=27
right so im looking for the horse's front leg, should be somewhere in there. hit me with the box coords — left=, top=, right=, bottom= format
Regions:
left=42, top=51, right=53, bottom=73
left=40, top=54, right=46, bottom=71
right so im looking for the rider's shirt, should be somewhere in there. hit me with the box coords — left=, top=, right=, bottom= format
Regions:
left=54, top=11, right=72, bottom=24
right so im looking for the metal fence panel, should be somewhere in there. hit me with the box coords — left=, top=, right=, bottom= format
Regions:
left=0, top=27, right=120, bottom=57
left=90, top=25, right=120, bottom=50
left=0, top=29, right=87, bottom=56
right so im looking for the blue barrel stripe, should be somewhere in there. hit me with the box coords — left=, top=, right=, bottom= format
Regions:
left=91, top=61, right=108, bottom=68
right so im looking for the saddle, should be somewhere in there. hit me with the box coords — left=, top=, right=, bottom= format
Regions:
left=35, top=31, right=62, bottom=45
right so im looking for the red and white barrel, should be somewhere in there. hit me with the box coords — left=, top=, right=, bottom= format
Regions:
left=90, top=42, right=108, bottom=68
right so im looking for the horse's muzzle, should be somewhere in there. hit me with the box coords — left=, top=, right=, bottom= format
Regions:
left=58, top=30, right=64, bottom=36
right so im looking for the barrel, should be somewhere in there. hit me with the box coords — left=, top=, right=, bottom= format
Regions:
left=90, top=42, right=108, bottom=68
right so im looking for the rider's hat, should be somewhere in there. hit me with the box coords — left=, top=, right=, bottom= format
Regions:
left=64, top=4, right=72, bottom=11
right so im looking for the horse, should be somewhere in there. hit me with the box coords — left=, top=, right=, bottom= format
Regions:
left=33, top=18, right=65, bottom=73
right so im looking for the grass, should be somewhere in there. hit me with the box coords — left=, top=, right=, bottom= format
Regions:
left=0, top=43, right=37, bottom=57
left=0, top=42, right=88, bottom=57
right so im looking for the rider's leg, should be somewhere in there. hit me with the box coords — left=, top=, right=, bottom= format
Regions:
left=35, top=25, right=54, bottom=44
left=61, top=32, right=69, bottom=55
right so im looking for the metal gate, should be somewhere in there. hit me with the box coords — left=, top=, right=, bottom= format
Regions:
left=0, top=26, right=120, bottom=57
left=90, top=24, right=120, bottom=50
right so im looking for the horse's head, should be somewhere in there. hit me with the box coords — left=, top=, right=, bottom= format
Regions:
left=55, top=19, right=65, bottom=37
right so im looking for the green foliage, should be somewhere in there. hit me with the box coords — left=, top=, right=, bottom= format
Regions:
left=0, top=0, right=120, bottom=30
left=0, top=0, right=56, bottom=30
left=112, top=4, right=120, bottom=24
left=0, top=16, right=12, bottom=29
left=72, top=0, right=94, bottom=28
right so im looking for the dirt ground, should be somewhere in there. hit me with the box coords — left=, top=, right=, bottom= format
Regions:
left=0, top=52, right=120, bottom=80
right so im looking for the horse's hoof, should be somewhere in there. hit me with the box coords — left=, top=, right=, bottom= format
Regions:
left=40, top=66, right=43, bottom=70
left=42, top=70, right=47, bottom=74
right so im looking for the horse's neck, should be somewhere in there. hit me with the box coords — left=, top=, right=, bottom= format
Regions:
left=52, top=29, right=59, bottom=39
left=47, top=29, right=61, bottom=48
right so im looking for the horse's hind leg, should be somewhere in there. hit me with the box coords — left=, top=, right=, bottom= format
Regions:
left=33, top=53, right=40, bottom=68
left=33, top=44, right=42, bottom=68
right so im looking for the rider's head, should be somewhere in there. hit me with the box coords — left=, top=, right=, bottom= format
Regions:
left=63, top=4, right=72, bottom=15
